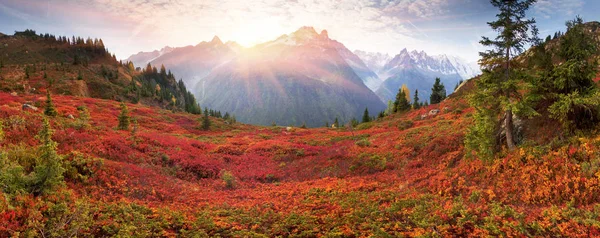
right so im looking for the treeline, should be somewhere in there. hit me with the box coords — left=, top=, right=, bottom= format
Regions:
left=466, top=0, right=600, bottom=159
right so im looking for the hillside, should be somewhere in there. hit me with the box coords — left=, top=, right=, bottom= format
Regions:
left=3, top=20, right=600, bottom=238
left=3, top=77, right=600, bottom=236
left=0, top=30, right=202, bottom=114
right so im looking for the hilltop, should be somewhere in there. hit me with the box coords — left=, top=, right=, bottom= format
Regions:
left=0, top=29, right=202, bottom=114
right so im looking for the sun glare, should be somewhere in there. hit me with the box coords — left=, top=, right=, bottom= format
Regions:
left=230, top=18, right=287, bottom=47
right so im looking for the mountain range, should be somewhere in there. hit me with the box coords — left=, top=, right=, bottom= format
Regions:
left=126, top=27, right=480, bottom=126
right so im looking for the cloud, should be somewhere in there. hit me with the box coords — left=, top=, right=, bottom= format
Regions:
left=2, top=0, right=487, bottom=61
left=534, top=0, right=584, bottom=19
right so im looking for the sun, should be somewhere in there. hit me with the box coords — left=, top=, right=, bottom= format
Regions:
left=230, top=18, right=287, bottom=47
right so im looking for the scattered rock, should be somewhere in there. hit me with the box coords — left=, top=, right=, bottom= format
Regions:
left=429, top=109, right=440, bottom=116
left=286, top=127, right=293, bottom=132
left=67, top=114, right=75, bottom=120
left=420, top=114, right=427, bottom=120
left=10, top=92, right=18, bottom=96
left=22, top=103, right=38, bottom=111
left=331, top=124, right=336, bottom=129
left=443, top=107, right=450, bottom=112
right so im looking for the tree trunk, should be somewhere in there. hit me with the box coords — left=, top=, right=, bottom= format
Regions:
left=504, top=42, right=515, bottom=151
left=505, top=109, right=516, bottom=150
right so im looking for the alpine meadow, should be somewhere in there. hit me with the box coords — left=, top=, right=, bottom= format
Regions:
left=4, top=0, right=600, bottom=236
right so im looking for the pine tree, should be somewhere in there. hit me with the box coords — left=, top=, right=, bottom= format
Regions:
left=394, top=88, right=411, bottom=112
left=540, top=17, right=600, bottom=131
left=202, top=108, right=210, bottom=131
left=430, top=78, right=446, bottom=104
left=413, top=89, right=420, bottom=109
left=467, top=0, right=538, bottom=155
left=44, top=91, right=58, bottom=117
left=334, top=118, right=339, bottom=128
left=118, top=102, right=130, bottom=130
left=31, top=117, right=65, bottom=196
left=362, top=108, right=370, bottom=123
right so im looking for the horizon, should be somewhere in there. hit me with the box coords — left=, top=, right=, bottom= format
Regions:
left=2, top=0, right=599, bottom=63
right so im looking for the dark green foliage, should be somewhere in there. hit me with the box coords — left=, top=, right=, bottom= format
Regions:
left=334, top=118, right=339, bottom=128
left=202, top=108, right=211, bottom=131
left=362, top=108, right=371, bottom=123
left=413, top=89, right=420, bottom=109
left=31, top=118, right=65, bottom=196
left=44, top=91, right=58, bottom=117
left=394, top=88, right=411, bottom=112
left=301, top=122, right=307, bottom=129
left=118, top=102, right=130, bottom=130
left=532, top=17, right=600, bottom=131
left=77, top=71, right=83, bottom=80
left=0, top=118, right=66, bottom=196
left=429, top=78, right=446, bottom=104
left=467, top=0, right=538, bottom=156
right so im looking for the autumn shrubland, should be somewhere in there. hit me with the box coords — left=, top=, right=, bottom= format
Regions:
left=3, top=11, right=600, bottom=238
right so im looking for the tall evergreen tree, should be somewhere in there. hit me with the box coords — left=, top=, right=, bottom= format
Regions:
left=430, top=78, right=446, bottom=104
left=413, top=89, right=420, bottom=109
left=44, top=91, right=58, bottom=117
left=334, top=118, right=339, bottom=128
left=394, top=88, right=411, bottom=112
left=467, top=0, right=538, bottom=155
left=362, top=108, right=371, bottom=123
left=118, top=102, right=130, bottom=130
left=202, top=108, right=211, bottom=131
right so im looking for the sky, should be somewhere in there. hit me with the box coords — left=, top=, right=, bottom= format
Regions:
left=1, top=0, right=598, bottom=62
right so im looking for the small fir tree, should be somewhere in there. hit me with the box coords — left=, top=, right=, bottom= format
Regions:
left=118, top=102, right=130, bottom=130
left=44, top=91, right=58, bottom=117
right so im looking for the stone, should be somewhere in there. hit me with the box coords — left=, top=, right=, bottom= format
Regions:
left=428, top=109, right=440, bottom=116
left=22, top=103, right=38, bottom=111
left=67, top=114, right=75, bottom=120
left=10, top=92, right=18, bottom=96
left=420, top=114, right=427, bottom=120
left=286, top=127, right=293, bottom=132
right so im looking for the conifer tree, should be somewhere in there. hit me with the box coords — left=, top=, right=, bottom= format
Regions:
left=394, top=88, right=411, bottom=112
left=118, top=102, right=130, bottom=130
left=467, top=0, right=538, bottom=155
left=44, top=91, right=58, bottom=117
left=334, top=118, right=339, bottom=128
left=202, top=108, right=210, bottom=131
left=362, top=108, right=370, bottom=123
left=536, top=17, right=600, bottom=131
left=413, top=89, right=420, bottom=109
left=31, top=117, right=65, bottom=196
left=401, top=84, right=410, bottom=102
left=430, top=78, right=446, bottom=104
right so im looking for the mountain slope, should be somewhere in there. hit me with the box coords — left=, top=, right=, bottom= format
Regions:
left=375, top=49, right=480, bottom=103
left=195, top=27, right=385, bottom=127
left=126, top=37, right=239, bottom=90
left=0, top=29, right=201, bottom=114
left=126, top=46, right=174, bottom=69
